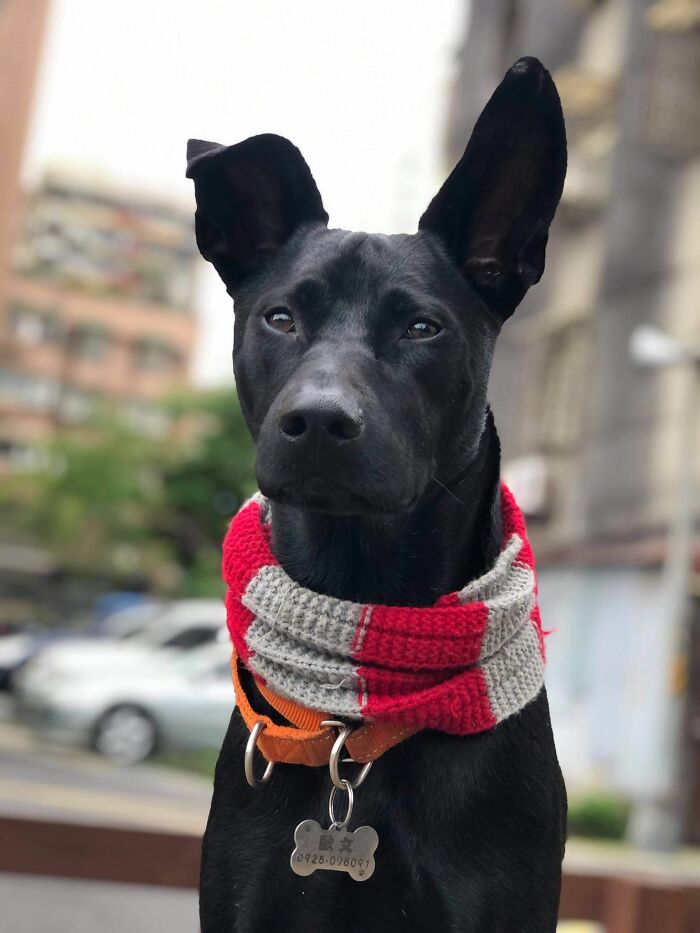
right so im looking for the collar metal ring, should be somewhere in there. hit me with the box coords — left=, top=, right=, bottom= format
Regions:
left=328, top=778, right=354, bottom=829
left=329, top=723, right=373, bottom=790
left=244, top=721, right=274, bottom=788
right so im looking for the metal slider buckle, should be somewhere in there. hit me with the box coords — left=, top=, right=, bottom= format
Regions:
left=321, top=720, right=373, bottom=790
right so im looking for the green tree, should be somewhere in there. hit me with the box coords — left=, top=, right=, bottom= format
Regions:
left=156, top=388, right=257, bottom=595
left=11, top=415, right=167, bottom=582
left=2, top=388, right=257, bottom=596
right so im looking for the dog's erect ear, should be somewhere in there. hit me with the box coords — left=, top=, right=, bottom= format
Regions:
left=419, top=57, right=566, bottom=321
left=186, top=134, right=328, bottom=291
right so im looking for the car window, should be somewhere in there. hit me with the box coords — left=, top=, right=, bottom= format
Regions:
left=160, top=626, right=219, bottom=650
left=118, top=625, right=148, bottom=640
left=104, top=604, right=170, bottom=639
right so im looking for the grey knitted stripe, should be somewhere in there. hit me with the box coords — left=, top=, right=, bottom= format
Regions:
left=247, top=652, right=363, bottom=719
left=243, top=564, right=364, bottom=716
left=245, top=625, right=360, bottom=688
left=481, top=620, right=544, bottom=722
left=457, top=533, right=523, bottom=603
left=243, top=564, right=363, bottom=657
left=480, top=567, right=535, bottom=660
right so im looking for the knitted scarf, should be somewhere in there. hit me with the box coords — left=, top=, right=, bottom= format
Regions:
left=222, top=485, right=546, bottom=736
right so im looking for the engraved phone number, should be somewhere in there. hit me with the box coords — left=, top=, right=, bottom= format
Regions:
left=294, top=853, right=371, bottom=869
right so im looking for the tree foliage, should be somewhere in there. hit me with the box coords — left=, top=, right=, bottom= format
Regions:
left=157, top=388, right=258, bottom=594
left=2, top=389, right=257, bottom=596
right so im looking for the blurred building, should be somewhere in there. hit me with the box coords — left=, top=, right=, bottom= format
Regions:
left=447, top=0, right=700, bottom=842
left=0, top=172, right=199, bottom=464
left=0, top=0, right=50, bottom=312
left=0, top=0, right=199, bottom=462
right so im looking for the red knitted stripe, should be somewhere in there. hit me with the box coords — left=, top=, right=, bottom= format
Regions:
left=359, top=666, right=449, bottom=696
left=360, top=664, right=497, bottom=735
left=500, top=484, right=526, bottom=546
left=226, top=588, right=255, bottom=664
left=355, top=601, right=489, bottom=669
left=501, top=484, right=535, bottom=571
left=222, top=499, right=277, bottom=656
left=434, top=592, right=461, bottom=607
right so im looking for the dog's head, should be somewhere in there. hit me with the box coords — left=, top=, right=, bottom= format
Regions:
left=187, top=58, right=566, bottom=516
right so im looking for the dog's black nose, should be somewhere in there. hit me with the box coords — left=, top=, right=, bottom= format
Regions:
left=278, top=391, right=363, bottom=443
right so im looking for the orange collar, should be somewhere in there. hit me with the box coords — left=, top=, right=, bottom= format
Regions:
left=231, top=648, right=419, bottom=767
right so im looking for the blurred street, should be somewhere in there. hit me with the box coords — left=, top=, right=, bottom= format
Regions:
left=0, top=696, right=207, bottom=932
left=0, top=697, right=211, bottom=833
left=1, top=874, right=198, bottom=933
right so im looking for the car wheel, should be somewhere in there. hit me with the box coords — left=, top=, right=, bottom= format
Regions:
left=93, top=705, right=157, bottom=765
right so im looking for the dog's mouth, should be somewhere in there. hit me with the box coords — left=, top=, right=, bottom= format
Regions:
left=261, top=473, right=418, bottom=516
left=263, top=474, right=376, bottom=515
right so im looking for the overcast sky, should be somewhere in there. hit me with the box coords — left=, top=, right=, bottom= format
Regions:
left=24, top=0, right=468, bottom=385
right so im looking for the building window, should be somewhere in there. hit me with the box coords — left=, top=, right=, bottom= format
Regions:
left=565, top=0, right=606, bottom=10
left=641, top=26, right=700, bottom=157
left=7, top=303, right=61, bottom=345
left=0, top=367, right=60, bottom=412
left=536, top=320, right=592, bottom=453
left=58, top=387, right=102, bottom=424
left=12, top=180, right=197, bottom=311
left=67, top=324, right=111, bottom=361
left=122, top=399, right=170, bottom=438
left=0, top=438, right=45, bottom=471
left=646, top=0, right=700, bottom=33
left=131, top=338, right=181, bottom=373
left=554, top=67, right=618, bottom=220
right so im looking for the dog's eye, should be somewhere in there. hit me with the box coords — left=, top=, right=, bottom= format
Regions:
left=404, top=320, right=441, bottom=340
left=265, top=309, right=295, bottom=334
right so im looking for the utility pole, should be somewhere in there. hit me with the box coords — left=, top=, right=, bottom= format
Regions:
left=628, top=325, right=700, bottom=850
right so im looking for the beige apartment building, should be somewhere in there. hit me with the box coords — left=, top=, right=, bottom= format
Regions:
left=0, top=172, right=199, bottom=461
left=0, top=0, right=199, bottom=464
left=447, top=0, right=700, bottom=845
left=0, top=0, right=50, bottom=313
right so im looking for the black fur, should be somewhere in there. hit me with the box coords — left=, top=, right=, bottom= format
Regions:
left=188, top=56, right=568, bottom=932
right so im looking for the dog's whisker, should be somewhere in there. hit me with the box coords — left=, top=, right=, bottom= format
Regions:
left=431, top=475, right=464, bottom=506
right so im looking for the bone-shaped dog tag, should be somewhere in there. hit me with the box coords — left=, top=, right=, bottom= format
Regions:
left=290, top=819, right=379, bottom=881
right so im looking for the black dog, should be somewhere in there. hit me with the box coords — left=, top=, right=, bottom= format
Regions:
left=188, top=57, right=567, bottom=933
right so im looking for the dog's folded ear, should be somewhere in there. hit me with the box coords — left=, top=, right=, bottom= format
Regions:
left=186, top=134, right=328, bottom=292
left=419, top=57, right=567, bottom=322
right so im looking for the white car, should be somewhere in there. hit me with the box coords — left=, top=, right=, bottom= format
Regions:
left=14, top=637, right=235, bottom=765
left=19, top=599, right=226, bottom=683
left=13, top=599, right=233, bottom=763
left=0, top=632, right=36, bottom=689
left=0, top=600, right=168, bottom=691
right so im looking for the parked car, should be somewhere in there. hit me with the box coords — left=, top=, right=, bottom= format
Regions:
left=0, top=599, right=167, bottom=691
left=14, top=636, right=234, bottom=765
left=0, top=631, right=36, bottom=691
left=96, top=598, right=170, bottom=639
left=15, top=599, right=226, bottom=689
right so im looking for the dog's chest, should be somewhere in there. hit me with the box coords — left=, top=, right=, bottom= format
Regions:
left=200, top=691, right=565, bottom=933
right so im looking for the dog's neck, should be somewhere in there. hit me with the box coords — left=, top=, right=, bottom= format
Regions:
left=269, top=413, right=502, bottom=607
